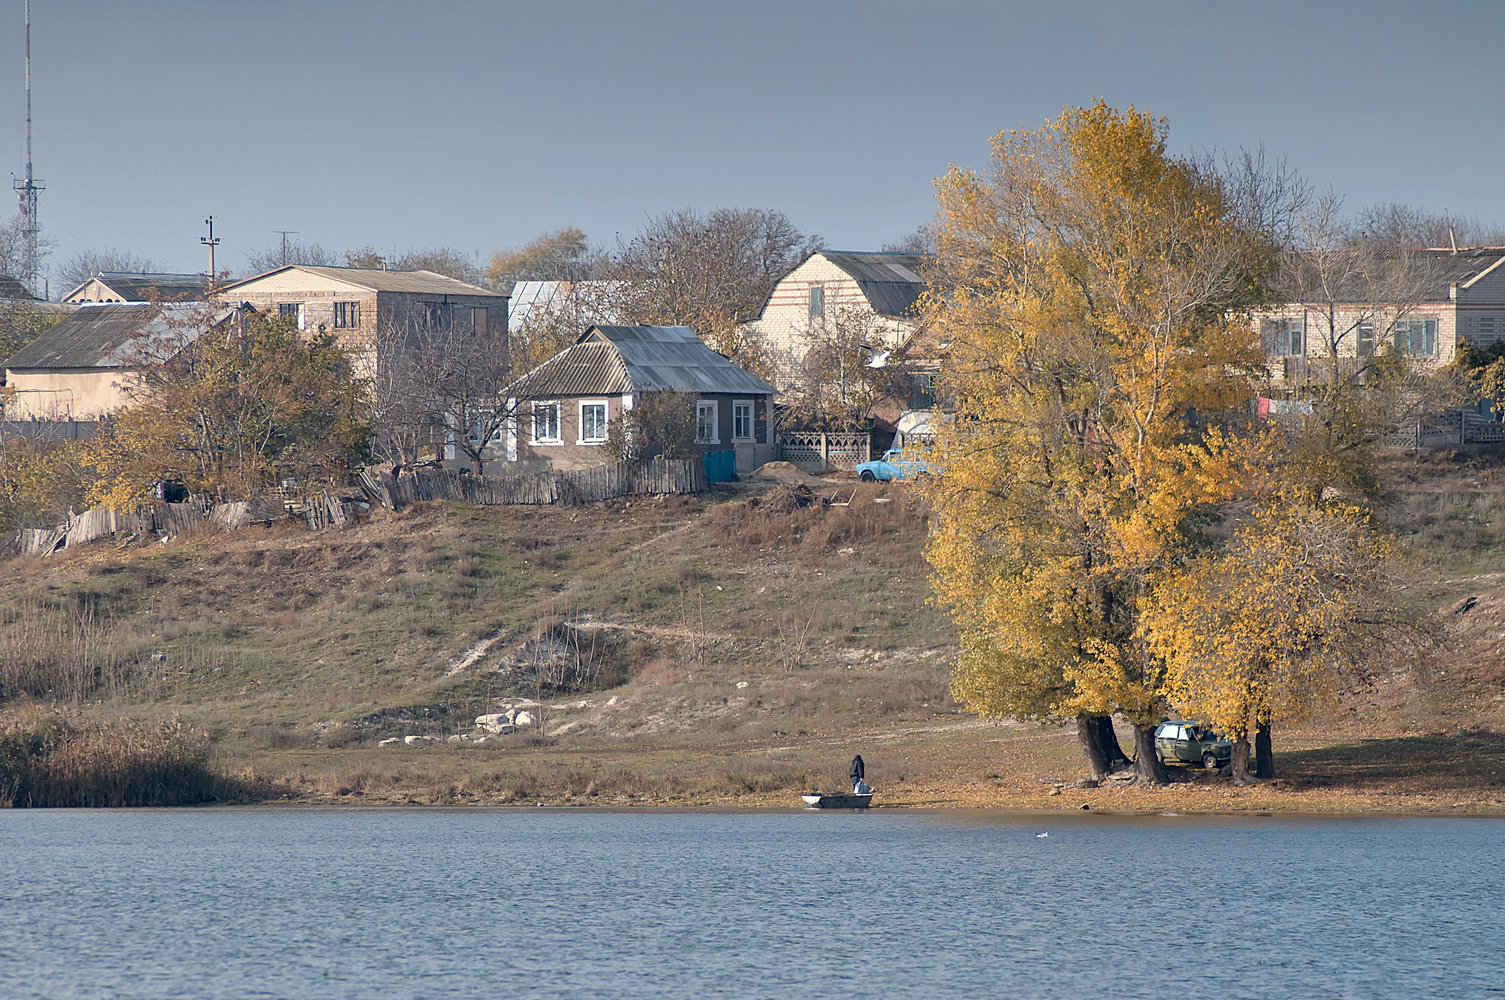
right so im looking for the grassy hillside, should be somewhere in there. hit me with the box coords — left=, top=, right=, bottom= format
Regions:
left=3, top=455, right=1504, bottom=812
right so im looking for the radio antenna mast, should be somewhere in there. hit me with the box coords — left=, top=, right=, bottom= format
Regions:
left=13, top=0, right=45, bottom=296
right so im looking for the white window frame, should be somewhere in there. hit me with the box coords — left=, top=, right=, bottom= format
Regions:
left=696, top=400, right=719, bottom=444
left=578, top=400, right=609, bottom=444
left=732, top=400, right=754, bottom=443
left=532, top=401, right=562, bottom=445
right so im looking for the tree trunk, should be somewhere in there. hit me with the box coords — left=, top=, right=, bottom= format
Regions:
left=1230, top=736, right=1258, bottom=786
left=1254, top=720, right=1275, bottom=779
left=1094, top=715, right=1132, bottom=771
left=1076, top=715, right=1110, bottom=780
left=1132, top=724, right=1168, bottom=785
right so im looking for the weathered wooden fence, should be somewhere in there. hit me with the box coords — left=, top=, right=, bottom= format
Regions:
left=777, top=431, right=870, bottom=471
left=6, top=459, right=707, bottom=557
left=359, top=459, right=705, bottom=510
left=1381, top=408, right=1505, bottom=450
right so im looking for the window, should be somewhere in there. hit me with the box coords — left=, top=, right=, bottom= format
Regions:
left=696, top=400, right=718, bottom=443
left=909, top=371, right=938, bottom=408
left=1479, top=316, right=1498, bottom=343
left=473, top=307, right=489, bottom=338
left=532, top=401, right=561, bottom=444
left=333, top=301, right=360, bottom=329
left=1261, top=317, right=1303, bottom=356
left=279, top=302, right=304, bottom=330
left=420, top=302, right=451, bottom=331
left=579, top=401, right=608, bottom=444
left=1394, top=317, right=1437, bottom=356
left=1356, top=320, right=1376, bottom=357
left=809, top=284, right=824, bottom=319
left=733, top=401, right=753, bottom=442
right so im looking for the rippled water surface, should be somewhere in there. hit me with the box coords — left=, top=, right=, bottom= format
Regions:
left=2, top=808, right=1501, bottom=999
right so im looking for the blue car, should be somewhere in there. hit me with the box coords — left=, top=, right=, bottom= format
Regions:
left=856, top=448, right=938, bottom=482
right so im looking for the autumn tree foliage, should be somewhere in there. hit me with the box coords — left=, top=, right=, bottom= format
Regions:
left=920, top=103, right=1290, bottom=783
left=1141, top=499, right=1399, bottom=783
left=85, top=311, right=370, bottom=508
left=486, top=227, right=608, bottom=291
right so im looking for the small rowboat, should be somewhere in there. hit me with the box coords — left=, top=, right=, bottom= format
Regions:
left=801, top=792, right=874, bottom=809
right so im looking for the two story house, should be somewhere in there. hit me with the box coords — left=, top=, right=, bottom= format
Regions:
left=213, top=265, right=508, bottom=377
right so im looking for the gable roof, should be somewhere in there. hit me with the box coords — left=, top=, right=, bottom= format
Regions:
left=1, top=272, right=39, bottom=301
left=61, top=272, right=207, bottom=304
left=819, top=251, right=927, bottom=318
left=510, top=324, right=773, bottom=398
left=219, top=265, right=506, bottom=298
left=1278, top=248, right=1505, bottom=304
left=3, top=303, right=233, bottom=371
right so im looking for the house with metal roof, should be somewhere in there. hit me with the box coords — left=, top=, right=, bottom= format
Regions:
left=739, top=251, right=927, bottom=394
left=1257, top=247, right=1505, bottom=380
left=62, top=272, right=208, bottom=305
left=2, top=302, right=235, bottom=420
left=213, top=265, right=508, bottom=376
left=508, top=280, right=623, bottom=334
left=497, top=324, right=775, bottom=474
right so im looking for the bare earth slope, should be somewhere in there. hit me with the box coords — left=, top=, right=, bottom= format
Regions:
left=3, top=455, right=1504, bottom=813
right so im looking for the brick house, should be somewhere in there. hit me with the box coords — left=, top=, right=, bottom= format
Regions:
left=1257, top=247, right=1505, bottom=380
left=213, top=265, right=508, bottom=376
left=499, top=325, right=776, bottom=474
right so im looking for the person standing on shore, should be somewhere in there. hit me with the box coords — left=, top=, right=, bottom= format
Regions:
left=850, top=754, right=866, bottom=793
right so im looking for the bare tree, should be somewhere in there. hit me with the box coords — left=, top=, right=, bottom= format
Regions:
left=346, top=246, right=485, bottom=286
left=55, top=247, right=164, bottom=291
left=794, top=304, right=909, bottom=428
left=242, top=239, right=341, bottom=276
left=0, top=213, right=53, bottom=295
left=609, top=208, right=820, bottom=362
left=1356, top=203, right=1505, bottom=249
left=371, top=310, right=514, bottom=473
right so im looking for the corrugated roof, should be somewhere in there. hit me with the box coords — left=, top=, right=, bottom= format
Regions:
left=63, top=272, right=207, bottom=303
left=220, top=265, right=506, bottom=297
left=4, top=303, right=231, bottom=370
left=510, top=325, right=772, bottom=398
left=820, top=251, right=928, bottom=318
left=1280, top=248, right=1505, bottom=303
left=508, top=280, right=623, bottom=332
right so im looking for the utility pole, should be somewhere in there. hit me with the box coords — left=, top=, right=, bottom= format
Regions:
left=13, top=0, right=45, bottom=297
left=274, top=230, right=298, bottom=266
left=201, top=216, right=220, bottom=288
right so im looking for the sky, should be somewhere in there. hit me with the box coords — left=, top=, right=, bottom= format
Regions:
left=3, top=0, right=1504, bottom=293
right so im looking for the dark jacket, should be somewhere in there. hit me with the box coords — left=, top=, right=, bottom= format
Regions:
left=849, top=755, right=865, bottom=783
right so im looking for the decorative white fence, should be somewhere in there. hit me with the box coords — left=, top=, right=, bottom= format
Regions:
left=777, top=431, right=870, bottom=471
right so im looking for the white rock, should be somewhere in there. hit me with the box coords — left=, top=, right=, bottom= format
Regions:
left=514, top=711, right=535, bottom=727
left=475, top=713, right=511, bottom=731
left=404, top=735, right=429, bottom=746
left=379, top=737, right=400, bottom=747
left=735, top=681, right=749, bottom=689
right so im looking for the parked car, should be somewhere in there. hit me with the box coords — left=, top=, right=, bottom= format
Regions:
left=1154, top=721, right=1232, bottom=769
left=856, top=448, right=938, bottom=482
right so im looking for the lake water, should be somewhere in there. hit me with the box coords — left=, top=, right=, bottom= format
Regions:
left=1, top=808, right=1501, bottom=999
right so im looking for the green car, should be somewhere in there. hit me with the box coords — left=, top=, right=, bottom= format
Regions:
left=1154, top=721, right=1232, bottom=769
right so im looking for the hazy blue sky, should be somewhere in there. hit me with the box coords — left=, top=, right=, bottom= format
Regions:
left=4, top=0, right=1503, bottom=288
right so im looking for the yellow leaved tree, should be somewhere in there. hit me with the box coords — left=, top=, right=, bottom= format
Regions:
left=1141, top=499, right=1399, bottom=784
left=921, top=102, right=1287, bottom=782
